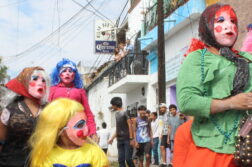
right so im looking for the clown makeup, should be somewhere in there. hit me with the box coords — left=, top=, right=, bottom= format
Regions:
left=28, top=71, right=47, bottom=99
left=214, top=6, right=238, bottom=47
left=60, top=67, right=75, bottom=85
left=64, top=112, right=89, bottom=146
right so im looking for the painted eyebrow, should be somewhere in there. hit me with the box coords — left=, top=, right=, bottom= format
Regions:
left=216, top=16, right=225, bottom=22
left=73, top=120, right=86, bottom=129
left=31, top=75, right=39, bottom=80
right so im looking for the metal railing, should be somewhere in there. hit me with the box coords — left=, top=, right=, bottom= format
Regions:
left=144, top=0, right=189, bottom=35
left=108, top=51, right=148, bottom=87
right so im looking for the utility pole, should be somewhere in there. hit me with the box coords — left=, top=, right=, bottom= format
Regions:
left=157, top=0, right=166, bottom=104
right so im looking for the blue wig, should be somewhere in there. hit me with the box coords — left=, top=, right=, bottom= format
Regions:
left=51, top=58, right=83, bottom=88
left=247, top=23, right=252, bottom=32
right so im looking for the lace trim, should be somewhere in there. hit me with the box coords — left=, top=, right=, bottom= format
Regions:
left=0, top=108, right=10, bottom=125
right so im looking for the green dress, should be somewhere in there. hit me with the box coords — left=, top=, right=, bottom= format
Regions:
left=176, top=49, right=252, bottom=154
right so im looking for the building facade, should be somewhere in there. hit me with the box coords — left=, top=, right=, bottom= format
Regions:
left=140, top=0, right=206, bottom=108
left=85, top=0, right=252, bottom=158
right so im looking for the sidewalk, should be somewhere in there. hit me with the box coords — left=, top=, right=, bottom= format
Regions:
left=108, top=156, right=164, bottom=167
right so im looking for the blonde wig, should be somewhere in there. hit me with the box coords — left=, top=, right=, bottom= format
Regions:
left=29, top=98, right=84, bottom=166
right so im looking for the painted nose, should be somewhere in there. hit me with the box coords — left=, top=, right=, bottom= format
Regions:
left=77, top=130, right=84, bottom=138
left=224, top=22, right=233, bottom=30
left=37, top=78, right=45, bottom=86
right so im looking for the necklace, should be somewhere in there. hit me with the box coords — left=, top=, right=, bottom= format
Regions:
left=200, top=48, right=240, bottom=144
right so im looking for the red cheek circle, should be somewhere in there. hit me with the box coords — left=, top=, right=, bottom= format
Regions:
left=233, top=26, right=238, bottom=33
left=215, top=26, right=222, bottom=33
left=60, top=73, right=64, bottom=77
left=29, top=82, right=36, bottom=87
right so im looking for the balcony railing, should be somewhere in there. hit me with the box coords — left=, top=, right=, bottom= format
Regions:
left=144, top=0, right=189, bottom=35
left=108, top=51, right=148, bottom=87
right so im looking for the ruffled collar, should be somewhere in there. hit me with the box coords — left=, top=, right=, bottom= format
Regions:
left=57, top=82, right=75, bottom=88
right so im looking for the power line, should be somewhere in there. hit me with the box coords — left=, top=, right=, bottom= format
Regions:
left=116, top=0, right=129, bottom=27
left=88, top=0, right=130, bottom=74
left=8, top=0, right=96, bottom=58
left=16, top=0, right=20, bottom=54
left=51, top=0, right=57, bottom=33
left=0, top=0, right=26, bottom=8
left=3, top=0, right=98, bottom=70
left=84, top=0, right=115, bottom=26
left=72, top=0, right=113, bottom=26
left=186, top=2, right=195, bottom=37
left=27, top=0, right=108, bottom=68
left=61, top=0, right=107, bottom=48
left=4, top=9, right=92, bottom=64
left=57, top=0, right=62, bottom=56
left=38, top=0, right=107, bottom=67
left=38, top=12, right=97, bottom=66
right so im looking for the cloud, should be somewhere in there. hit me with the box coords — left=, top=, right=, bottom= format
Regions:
left=0, top=0, right=128, bottom=79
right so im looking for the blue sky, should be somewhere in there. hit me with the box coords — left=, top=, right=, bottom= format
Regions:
left=0, top=0, right=128, bottom=79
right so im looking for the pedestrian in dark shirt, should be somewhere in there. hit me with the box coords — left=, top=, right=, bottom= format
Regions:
left=108, top=97, right=135, bottom=167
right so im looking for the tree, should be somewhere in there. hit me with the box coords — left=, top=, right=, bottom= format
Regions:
left=0, top=57, right=8, bottom=84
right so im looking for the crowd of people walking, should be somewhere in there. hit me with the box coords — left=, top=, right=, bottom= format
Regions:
left=1, top=2, right=252, bottom=167
left=106, top=96, right=187, bottom=167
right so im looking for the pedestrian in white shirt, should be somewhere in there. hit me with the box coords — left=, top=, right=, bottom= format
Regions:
left=151, top=112, right=161, bottom=165
left=97, top=122, right=110, bottom=154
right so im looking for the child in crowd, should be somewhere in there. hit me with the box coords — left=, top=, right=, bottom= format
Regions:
left=97, top=122, right=110, bottom=154
left=150, top=112, right=161, bottom=165
left=133, top=105, right=152, bottom=167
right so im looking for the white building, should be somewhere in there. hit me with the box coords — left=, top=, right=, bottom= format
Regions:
left=86, top=0, right=211, bottom=157
left=86, top=0, right=150, bottom=157
left=140, top=0, right=206, bottom=108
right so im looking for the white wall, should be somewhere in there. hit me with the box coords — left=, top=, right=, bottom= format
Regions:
left=126, top=85, right=146, bottom=106
left=164, top=19, right=199, bottom=61
left=145, top=19, right=200, bottom=109
left=87, top=77, right=126, bottom=157
left=126, top=1, right=145, bottom=42
left=166, top=86, right=171, bottom=107
left=146, top=73, right=158, bottom=112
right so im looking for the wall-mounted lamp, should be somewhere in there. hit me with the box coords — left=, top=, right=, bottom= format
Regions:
left=141, top=87, right=145, bottom=96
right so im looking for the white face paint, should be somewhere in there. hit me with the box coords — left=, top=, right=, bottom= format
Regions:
left=60, top=67, right=75, bottom=85
left=214, top=10, right=238, bottom=47
left=28, top=72, right=46, bottom=99
left=65, top=112, right=89, bottom=146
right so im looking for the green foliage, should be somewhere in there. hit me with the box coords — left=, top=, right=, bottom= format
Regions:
left=0, top=57, right=8, bottom=84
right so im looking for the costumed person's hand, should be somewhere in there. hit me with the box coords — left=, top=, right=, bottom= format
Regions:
left=90, top=134, right=98, bottom=143
left=228, top=92, right=252, bottom=110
